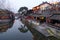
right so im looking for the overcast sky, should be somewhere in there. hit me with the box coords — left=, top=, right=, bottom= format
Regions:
left=6, top=0, right=60, bottom=13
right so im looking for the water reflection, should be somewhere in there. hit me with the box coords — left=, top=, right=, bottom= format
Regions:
left=0, top=20, right=14, bottom=33
left=19, top=19, right=48, bottom=40
left=21, top=24, right=60, bottom=40
left=20, top=19, right=60, bottom=40
left=0, top=20, right=32, bottom=40
left=25, top=25, right=48, bottom=40
left=18, top=25, right=28, bottom=33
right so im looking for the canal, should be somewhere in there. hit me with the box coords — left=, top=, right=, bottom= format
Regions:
left=0, top=19, right=60, bottom=40
left=0, top=19, right=32, bottom=40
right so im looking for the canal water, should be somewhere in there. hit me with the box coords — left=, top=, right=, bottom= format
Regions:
left=0, top=19, right=60, bottom=40
left=0, top=19, right=32, bottom=40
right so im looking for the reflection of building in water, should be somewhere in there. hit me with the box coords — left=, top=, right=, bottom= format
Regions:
left=0, top=20, right=14, bottom=33
left=20, top=19, right=48, bottom=40
left=28, top=25, right=48, bottom=40
left=20, top=16, right=60, bottom=40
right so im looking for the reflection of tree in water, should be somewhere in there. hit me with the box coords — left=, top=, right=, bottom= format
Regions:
left=18, top=25, right=28, bottom=33
left=0, top=20, right=14, bottom=33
